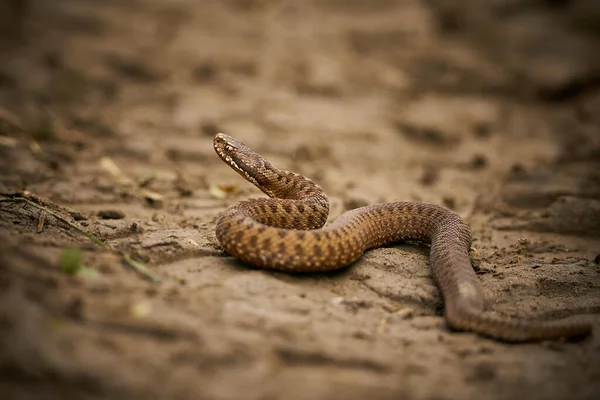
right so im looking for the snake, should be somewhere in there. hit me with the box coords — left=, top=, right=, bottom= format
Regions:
left=213, top=133, right=592, bottom=342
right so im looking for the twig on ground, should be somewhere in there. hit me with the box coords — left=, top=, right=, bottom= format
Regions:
left=37, top=210, right=47, bottom=233
left=0, top=193, right=107, bottom=248
left=124, top=253, right=162, bottom=283
left=1, top=191, right=163, bottom=283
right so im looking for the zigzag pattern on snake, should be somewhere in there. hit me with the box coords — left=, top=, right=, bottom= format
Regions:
left=213, top=133, right=591, bottom=342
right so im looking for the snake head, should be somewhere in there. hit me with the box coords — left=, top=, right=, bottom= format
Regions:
left=213, top=133, right=273, bottom=190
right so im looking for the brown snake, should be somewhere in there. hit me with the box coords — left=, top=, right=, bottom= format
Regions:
left=213, top=133, right=592, bottom=342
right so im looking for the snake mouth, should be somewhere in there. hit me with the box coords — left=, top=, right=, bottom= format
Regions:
left=213, top=133, right=260, bottom=186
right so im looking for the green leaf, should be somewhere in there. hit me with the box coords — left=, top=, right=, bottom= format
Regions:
left=59, top=247, right=83, bottom=276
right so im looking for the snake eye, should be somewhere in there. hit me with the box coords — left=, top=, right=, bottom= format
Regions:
left=226, top=145, right=233, bottom=152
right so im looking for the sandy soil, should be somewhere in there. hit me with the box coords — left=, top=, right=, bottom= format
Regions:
left=1, top=1, right=600, bottom=399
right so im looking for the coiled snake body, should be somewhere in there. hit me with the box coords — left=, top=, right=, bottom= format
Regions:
left=214, top=133, right=591, bottom=342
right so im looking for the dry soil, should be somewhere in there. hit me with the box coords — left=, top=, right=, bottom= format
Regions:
left=1, top=1, right=600, bottom=399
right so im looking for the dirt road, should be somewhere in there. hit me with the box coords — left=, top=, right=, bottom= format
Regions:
left=1, top=1, right=599, bottom=399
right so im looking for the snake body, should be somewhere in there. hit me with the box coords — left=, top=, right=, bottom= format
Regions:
left=213, top=133, right=591, bottom=342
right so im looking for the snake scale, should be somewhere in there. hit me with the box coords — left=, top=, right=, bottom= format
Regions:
left=214, top=133, right=592, bottom=342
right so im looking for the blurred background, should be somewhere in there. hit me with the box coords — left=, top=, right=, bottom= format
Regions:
left=0, top=1, right=599, bottom=399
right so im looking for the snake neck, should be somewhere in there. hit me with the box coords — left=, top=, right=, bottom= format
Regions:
left=253, top=167, right=328, bottom=202
left=225, top=196, right=330, bottom=230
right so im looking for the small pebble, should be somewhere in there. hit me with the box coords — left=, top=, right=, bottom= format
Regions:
left=473, top=123, right=492, bottom=138
left=192, top=63, right=217, bottom=83
left=442, top=196, right=455, bottom=209
left=470, top=154, right=488, bottom=169
left=97, top=209, right=125, bottom=219
left=344, top=197, right=370, bottom=210
left=68, top=210, right=87, bottom=221
left=419, top=167, right=438, bottom=186
left=200, top=121, right=220, bottom=137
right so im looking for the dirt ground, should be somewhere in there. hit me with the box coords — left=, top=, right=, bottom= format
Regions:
left=1, top=0, right=600, bottom=399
